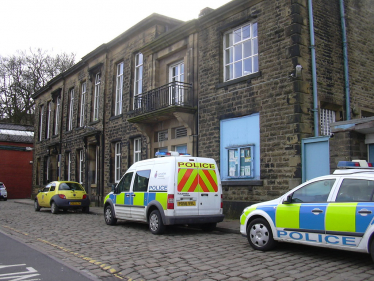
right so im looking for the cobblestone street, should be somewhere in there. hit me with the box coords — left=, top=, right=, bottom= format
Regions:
left=1, top=201, right=374, bottom=281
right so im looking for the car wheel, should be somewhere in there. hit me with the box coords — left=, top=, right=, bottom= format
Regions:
left=247, top=218, right=276, bottom=251
left=4, top=198, right=7, bottom=201
left=200, top=223, right=217, bottom=232
left=149, top=210, right=165, bottom=235
left=370, top=239, right=374, bottom=262
left=34, top=200, right=41, bottom=211
left=82, top=206, right=90, bottom=213
left=104, top=205, right=117, bottom=225
left=51, top=202, right=59, bottom=214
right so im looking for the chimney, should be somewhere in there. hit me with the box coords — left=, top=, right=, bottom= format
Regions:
left=198, top=7, right=214, bottom=18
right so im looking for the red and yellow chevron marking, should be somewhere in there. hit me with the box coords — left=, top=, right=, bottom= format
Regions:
left=177, top=168, right=218, bottom=192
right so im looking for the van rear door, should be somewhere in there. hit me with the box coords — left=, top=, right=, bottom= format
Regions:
left=175, top=157, right=221, bottom=216
left=196, top=158, right=221, bottom=215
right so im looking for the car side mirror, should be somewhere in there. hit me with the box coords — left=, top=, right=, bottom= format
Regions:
left=38, top=190, right=41, bottom=193
left=283, top=194, right=293, bottom=204
left=111, top=184, right=115, bottom=192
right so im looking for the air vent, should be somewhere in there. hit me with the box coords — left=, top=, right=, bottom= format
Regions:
left=158, top=130, right=168, bottom=142
left=175, top=127, right=187, bottom=138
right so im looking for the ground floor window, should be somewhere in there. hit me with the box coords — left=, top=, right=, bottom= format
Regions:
left=134, top=138, right=141, bottom=163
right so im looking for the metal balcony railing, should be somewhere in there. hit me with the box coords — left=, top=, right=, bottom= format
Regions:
left=133, top=82, right=193, bottom=115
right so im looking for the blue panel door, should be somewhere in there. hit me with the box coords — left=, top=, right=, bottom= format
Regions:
left=302, top=137, right=330, bottom=182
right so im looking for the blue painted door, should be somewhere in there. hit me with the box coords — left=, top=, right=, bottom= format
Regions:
left=302, top=137, right=330, bottom=182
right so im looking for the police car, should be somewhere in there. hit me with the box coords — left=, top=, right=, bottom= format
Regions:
left=240, top=160, right=374, bottom=261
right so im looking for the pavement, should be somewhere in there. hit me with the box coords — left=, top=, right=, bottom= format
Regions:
left=13, top=199, right=240, bottom=234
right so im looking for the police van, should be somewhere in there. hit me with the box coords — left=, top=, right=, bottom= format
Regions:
left=240, top=160, right=374, bottom=262
left=104, top=152, right=224, bottom=234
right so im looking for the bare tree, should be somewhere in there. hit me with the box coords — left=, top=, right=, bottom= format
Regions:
left=0, top=49, right=75, bottom=125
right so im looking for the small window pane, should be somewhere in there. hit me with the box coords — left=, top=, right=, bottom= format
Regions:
left=234, top=28, right=241, bottom=43
left=244, top=58, right=252, bottom=75
left=228, top=149, right=238, bottom=177
left=234, top=44, right=242, bottom=61
left=253, top=55, right=259, bottom=72
left=243, top=40, right=252, bottom=58
left=242, top=25, right=250, bottom=39
left=225, top=33, right=233, bottom=48
left=253, top=37, right=258, bottom=54
left=234, top=61, right=243, bottom=78
left=225, top=48, right=233, bottom=64
left=225, top=65, right=233, bottom=81
left=252, top=23, right=258, bottom=37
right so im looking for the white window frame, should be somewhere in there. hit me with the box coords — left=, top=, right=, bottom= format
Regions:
left=79, top=150, right=84, bottom=184
left=134, top=138, right=141, bottom=163
left=93, top=73, right=101, bottom=121
left=115, top=142, right=121, bottom=183
left=320, top=109, right=336, bottom=136
left=68, top=89, right=74, bottom=131
left=46, top=102, right=51, bottom=139
left=80, top=82, right=86, bottom=127
left=67, top=152, right=71, bottom=181
left=169, top=61, right=184, bottom=105
left=39, top=105, right=44, bottom=141
left=134, top=53, right=143, bottom=96
left=115, top=62, right=124, bottom=115
left=54, top=97, right=60, bottom=135
left=223, top=22, right=258, bottom=81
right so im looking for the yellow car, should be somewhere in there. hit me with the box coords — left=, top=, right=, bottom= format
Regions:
left=34, top=181, right=90, bottom=214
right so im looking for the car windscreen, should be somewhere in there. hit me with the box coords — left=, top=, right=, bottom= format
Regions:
left=59, top=182, right=84, bottom=191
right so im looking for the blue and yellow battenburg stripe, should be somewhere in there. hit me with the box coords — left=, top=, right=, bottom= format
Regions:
left=105, top=192, right=167, bottom=210
left=241, top=202, right=374, bottom=234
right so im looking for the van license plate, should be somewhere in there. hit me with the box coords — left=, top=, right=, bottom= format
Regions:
left=69, top=202, right=81, bottom=205
left=177, top=201, right=196, bottom=206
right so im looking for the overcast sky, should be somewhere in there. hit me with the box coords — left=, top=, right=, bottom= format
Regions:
left=1, top=0, right=231, bottom=60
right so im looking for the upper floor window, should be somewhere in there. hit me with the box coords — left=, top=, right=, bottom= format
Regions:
left=46, top=102, right=51, bottom=139
left=224, top=22, right=258, bottom=81
left=68, top=89, right=75, bottom=131
left=38, top=105, right=44, bottom=141
left=320, top=108, right=335, bottom=136
left=115, top=62, right=124, bottom=115
left=80, top=82, right=86, bottom=127
left=93, top=73, right=101, bottom=121
left=134, top=53, right=143, bottom=96
left=54, top=97, right=60, bottom=135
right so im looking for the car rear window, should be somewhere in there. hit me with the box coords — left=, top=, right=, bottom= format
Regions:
left=59, top=183, right=84, bottom=191
left=336, top=179, right=374, bottom=202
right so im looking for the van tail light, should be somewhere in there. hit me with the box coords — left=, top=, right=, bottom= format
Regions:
left=58, top=194, right=66, bottom=199
left=167, top=194, right=174, bottom=209
left=83, top=194, right=87, bottom=200
left=221, top=194, right=223, bottom=209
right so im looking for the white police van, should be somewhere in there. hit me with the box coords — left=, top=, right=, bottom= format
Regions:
left=240, top=160, right=374, bottom=262
left=104, top=152, right=224, bottom=234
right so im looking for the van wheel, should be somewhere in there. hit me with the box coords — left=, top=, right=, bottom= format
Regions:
left=200, top=223, right=217, bottom=232
left=149, top=210, right=165, bottom=235
left=104, top=205, right=117, bottom=225
left=82, top=206, right=90, bottom=213
left=51, top=202, right=59, bottom=214
left=247, top=218, right=276, bottom=251
left=34, top=200, right=41, bottom=211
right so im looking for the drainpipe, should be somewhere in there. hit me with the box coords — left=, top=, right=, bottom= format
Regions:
left=308, top=0, right=319, bottom=137
left=340, top=0, right=351, bottom=120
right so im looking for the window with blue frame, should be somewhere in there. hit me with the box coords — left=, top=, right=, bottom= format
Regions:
left=220, top=113, right=260, bottom=180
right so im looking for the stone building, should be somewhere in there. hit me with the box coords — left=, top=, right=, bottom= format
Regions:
left=32, top=0, right=374, bottom=217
